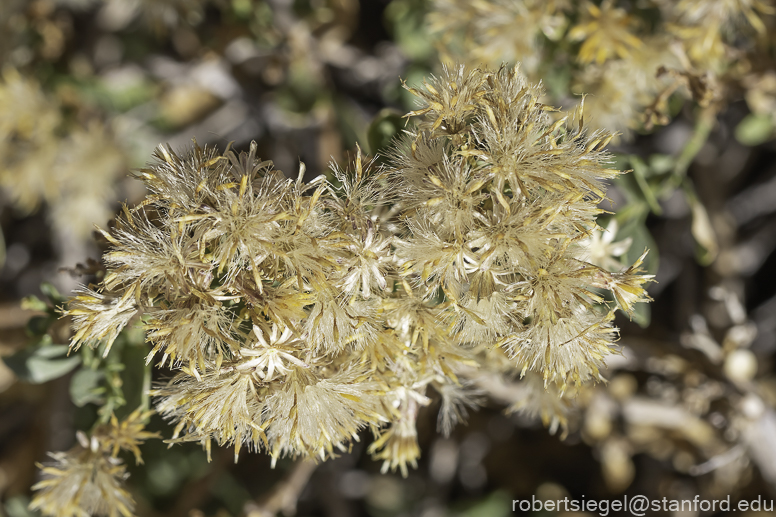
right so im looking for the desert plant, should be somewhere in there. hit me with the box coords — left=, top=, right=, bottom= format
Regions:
left=26, top=63, right=653, bottom=516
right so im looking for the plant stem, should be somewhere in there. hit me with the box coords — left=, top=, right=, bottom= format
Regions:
left=243, top=460, right=318, bottom=517
left=670, top=107, right=716, bottom=189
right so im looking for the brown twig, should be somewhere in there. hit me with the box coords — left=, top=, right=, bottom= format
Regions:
left=243, top=460, right=318, bottom=517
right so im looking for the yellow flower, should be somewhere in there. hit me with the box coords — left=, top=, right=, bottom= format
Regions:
left=568, top=0, right=643, bottom=64
left=31, top=447, right=134, bottom=517
left=31, top=413, right=157, bottom=517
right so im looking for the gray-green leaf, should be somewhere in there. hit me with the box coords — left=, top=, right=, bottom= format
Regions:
left=735, top=113, right=774, bottom=146
left=2, top=345, right=81, bottom=384
left=70, top=368, right=106, bottom=407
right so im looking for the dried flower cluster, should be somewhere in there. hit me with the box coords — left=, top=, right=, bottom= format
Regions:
left=63, top=64, right=651, bottom=483
left=428, top=0, right=776, bottom=134
left=30, top=410, right=157, bottom=517
left=0, top=68, right=125, bottom=239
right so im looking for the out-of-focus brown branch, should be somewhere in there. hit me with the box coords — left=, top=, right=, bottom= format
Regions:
left=169, top=448, right=233, bottom=517
left=243, top=460, right=318, bottom=517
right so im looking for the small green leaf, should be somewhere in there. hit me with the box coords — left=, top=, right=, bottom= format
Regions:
left=231, top=0, right=253, bottom=19
left=21, top=295, right=48, bottom=312
left=543, top=67, right=571, bottom=100
left=367, top=109, right=405, bottom=156
left=385, top=0, right=435, bottom=61
left=456, top=491, right=512, bottom=517
left=3, top=345, right=81, bottom=384
left=648, top=153, right=675, bottom=175
left=617, top=219, right=659, bottom=277
left=630, top=298, right=652, bottom=328
left=612, top=167, right=651, bottom=223
left=39, top=282, right=63, bottom=305
left=4, top=495, right=38, bottom=517
left=735, top=113, right=774, bottom=146
left=70, top=368, right=106, bottom=407
left=26, top=315, right=54, bottom=336
left=399, top=67, right=432, bottom=110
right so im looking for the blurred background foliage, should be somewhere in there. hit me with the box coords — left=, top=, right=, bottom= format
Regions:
left=1, top=0, right=776, bottom=516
